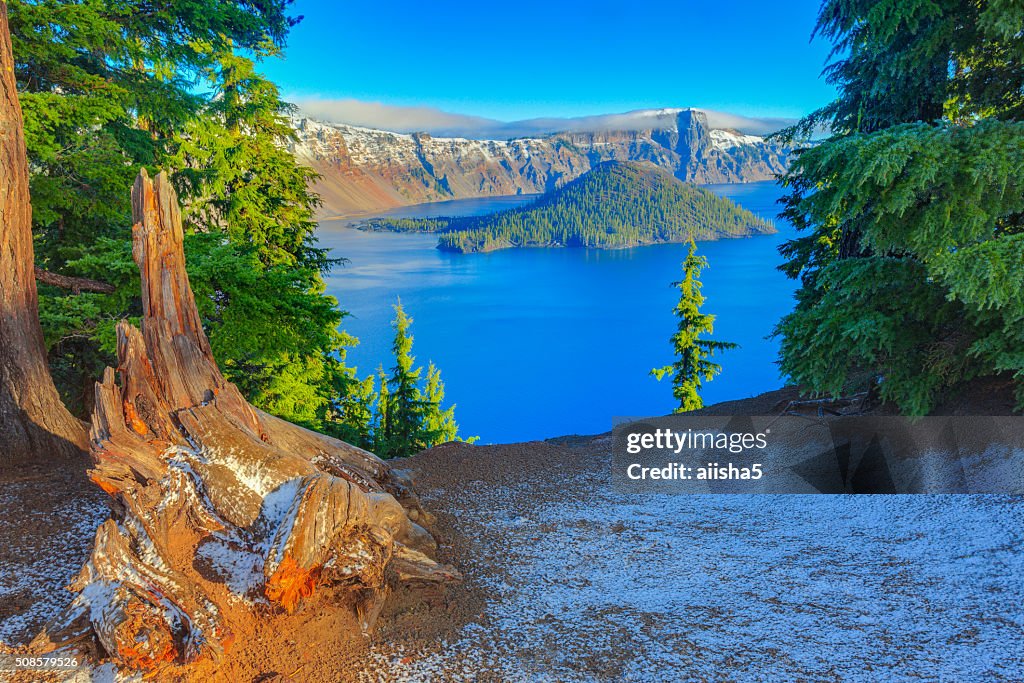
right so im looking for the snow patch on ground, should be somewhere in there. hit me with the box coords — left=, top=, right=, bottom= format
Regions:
left=0, top=477, right=108, bottom=645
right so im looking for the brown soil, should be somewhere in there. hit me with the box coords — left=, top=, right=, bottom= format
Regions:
left=0, top=456, right=106, bottom=643
left=0, top=451, right=477, bottom=683
left=1, top=381, right=1020, bottom=681
left=0, top=436, right=600, bottom=682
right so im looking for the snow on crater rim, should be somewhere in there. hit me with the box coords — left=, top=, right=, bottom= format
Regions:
left=710, top=128, right=765, bottom=150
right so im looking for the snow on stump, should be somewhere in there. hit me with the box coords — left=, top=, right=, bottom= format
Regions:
left=32, top=169, right=459, bottom=673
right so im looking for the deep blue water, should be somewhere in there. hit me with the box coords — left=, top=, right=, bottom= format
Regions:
left=317, top=182, right=797, bottom=443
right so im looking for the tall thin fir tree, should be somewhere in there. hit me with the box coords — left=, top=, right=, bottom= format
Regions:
left=373, top=301, right=473, bottom=457
left=378, top=301, right=428, bottom=458
left=423, top=362, right=459, bottom=444
left=651, top=240, right=737, bottom=412
left=374, top=365, right=390, bottom=451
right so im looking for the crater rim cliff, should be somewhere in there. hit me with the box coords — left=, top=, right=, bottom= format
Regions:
left=290, top=108, right=795, bottom=219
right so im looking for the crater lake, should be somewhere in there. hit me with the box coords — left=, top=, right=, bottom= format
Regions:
left=317, top=182, right=797, bottom=443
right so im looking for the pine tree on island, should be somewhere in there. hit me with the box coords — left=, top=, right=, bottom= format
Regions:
left=651, top=239, right=738, bottom=412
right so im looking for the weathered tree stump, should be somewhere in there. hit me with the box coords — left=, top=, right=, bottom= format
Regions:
left=34, top=169, right=458, bottom=672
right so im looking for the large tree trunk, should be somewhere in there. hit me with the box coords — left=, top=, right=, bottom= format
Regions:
left=33, top=169, right=459, bottom=674
left=0, top=3, right=88, bottom=465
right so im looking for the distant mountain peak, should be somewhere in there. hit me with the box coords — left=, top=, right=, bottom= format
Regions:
left=290, top=112, right=793, bottom=218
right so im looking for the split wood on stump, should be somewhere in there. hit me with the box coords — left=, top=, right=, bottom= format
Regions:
left=33, top=169, right=459, bottom=672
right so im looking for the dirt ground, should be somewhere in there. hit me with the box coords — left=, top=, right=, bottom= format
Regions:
left=0, top=459, right=107, bottom=647
left=2, top=385, right=1023, bottom=681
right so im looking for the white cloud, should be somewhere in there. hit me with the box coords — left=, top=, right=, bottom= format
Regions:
left=292, top=98, right=796, bottom=139
left=699, top=110, right=797, bottom=136
left=293, top=99, right=500, bottom=137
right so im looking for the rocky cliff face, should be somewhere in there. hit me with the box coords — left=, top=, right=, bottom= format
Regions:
left=290, top=109, right=792, bottom=218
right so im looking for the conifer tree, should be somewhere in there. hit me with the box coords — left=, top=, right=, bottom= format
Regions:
left=335, top=373, right=377, bottom=449
left=423, top=362, right=459, bottom=444
left=373, top=302, right=472, bottom=457
left=163, top=50, right=359, bottom=436
left=0, top=1, right=88, bottom=464
left=377, top=302, right=428, bottom=458
left=652, top=240, right=737, bottom=412
left=374, top=365, right=390, bottom=451
left=10, top=0, right=294, bottom=412
left=169, top=49, right=323, bottom=269
left=7, top=1, right=378, bottom=437
left=774, top=0, right=1024, bottom=413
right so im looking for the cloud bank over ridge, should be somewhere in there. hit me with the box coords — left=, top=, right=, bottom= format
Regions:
left=293, top=98, right=795, bottom=139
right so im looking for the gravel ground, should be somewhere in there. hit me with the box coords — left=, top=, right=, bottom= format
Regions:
left=0, top=461, right=108, bottom=645
left=363, top=438, right=1024, bottom=682
left=1, top=432, right=1022, bottom=682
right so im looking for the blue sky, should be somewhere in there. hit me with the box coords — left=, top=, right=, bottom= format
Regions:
left=261, top=0, right=835, bottom=125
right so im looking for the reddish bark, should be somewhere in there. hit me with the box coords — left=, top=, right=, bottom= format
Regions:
left=0, top=3, right=88, bottom=465
left=34, top=267, right=116, bottom=295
